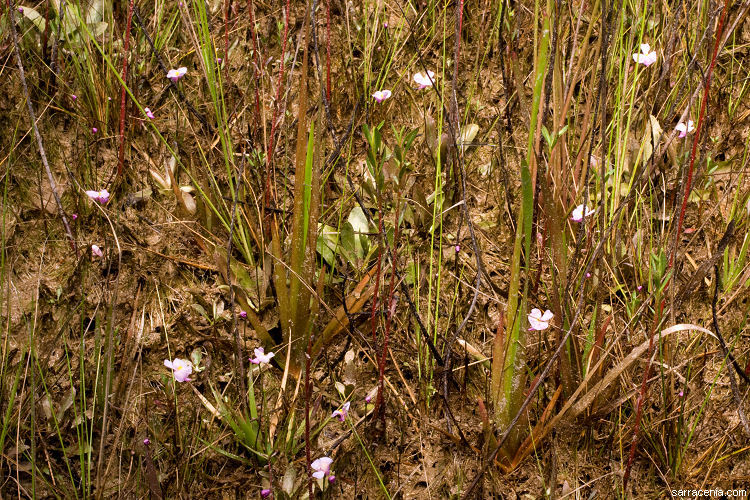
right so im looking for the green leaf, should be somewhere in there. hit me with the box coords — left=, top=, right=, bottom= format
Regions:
left=19, top=6, right=47, bottom=32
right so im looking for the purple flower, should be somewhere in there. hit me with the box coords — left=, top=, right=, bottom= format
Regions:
left=71, top=94, right=77, bottom=100
left=144, top=107, right=155, bottom=119
left=143, top=438, right=151, bottom=445
left=92, top=127, right=98, bottom=134
left=260, top=489, right=272, bottom=498
left=528, top=308, right=553, bottom=331
left=249, top=347, right=275, bottom=365
left=311, top=456, right=333, bottom=480
left=164, top=358, right=193, bottom=382
left=91, top=244, right=103, bottom=258
left=632, top=44, right=657, bottom=67
left=675, top=120, right=695, bottom=138
left=86, top=189, right=110, bottom=204
left=167, top=67, right=188, bottom=83
left=331, top=401, right=350, bottom=422
left=413, top=71, right=436, bottom=89
left=71, top=213, right=78, bottom=220
left=372, top=89, right=392, bottom=103
left=239, top=310, right=247, bottom=319
left=455, top=245, right=460, bottom=253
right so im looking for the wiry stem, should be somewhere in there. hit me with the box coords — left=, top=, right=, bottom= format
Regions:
left=8, top=0, right=77, bottom=256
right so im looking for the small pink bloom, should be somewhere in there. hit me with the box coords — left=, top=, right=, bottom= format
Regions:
left=71, top=94, right=77, bottom=100
left=585, top=272, right=591, bottom=278
left=91, top=244, right=103, bottom=258
left=71, top=213, right=78, bottom=220
left=311, top=456, right=333, bottom=480
left=632, top=43, right=657, bottom=67
left=164, top=358, right=193, bottom=382
left=365, top=395, right=372, bottom=403
left=144, top=107, right=155, bottom=119
left=143, top=438, right=151, bottom=445
left=85, top=189, right=110, bottom=204
left=675, top=120, right=694, bottom=138
left=249, top=347, right=275, bottom=365
left=331, top=402, right=350, bottom=422
left=167, top=67, right=188, bottom=83
left=413, top=71, right=436, bottom=89
left=328, top=475, right=336, bottom=484
left=217, top=57, right=223, bottom=64
left=92, top=127, right=98, bottom=134
left=455, top=245, right=460, bottom=253
left=571, top=204, right=595, bottom=222
left=18, top=7, right=23, bottom=13
left=260, top=489, right=272, bottom=498
left=678, top=390, right=684, bottom=397
left=239, top=310, right=247, bottom=319
left=637, top=285, right=643, bottom=291
left=528, top=308, right=553, bottom=331
left=372, top=89, right=392, bottom=103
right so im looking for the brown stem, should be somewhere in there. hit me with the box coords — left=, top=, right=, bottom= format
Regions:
left=8, top=0, right=77, bottom=256
left=116, top=0, right=134, bottom=178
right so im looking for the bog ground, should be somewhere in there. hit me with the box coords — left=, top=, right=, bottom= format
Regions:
left=2, top=0, right=750, bottom=498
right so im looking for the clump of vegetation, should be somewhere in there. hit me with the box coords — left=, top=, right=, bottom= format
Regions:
left=2, top=0, right=750, bottom=498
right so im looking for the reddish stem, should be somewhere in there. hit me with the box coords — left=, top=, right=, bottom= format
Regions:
left=304, top=339, right=313, bottom=499
left=325, top=0, right=331, bottom=101
left=224, top=0, right=230, bottom=71
left=371, top=196, right=383, bottom=343
left=670, top=1, right=728, bottom=267
left=373, top=200, right=401, bottom=421
left=625, top=1, right=730, bottom=488
left=247, top=0, right=262, bottom=132
left=116, top=0, right=134, bottom=178
left=266, top=0, right=291, bottom=211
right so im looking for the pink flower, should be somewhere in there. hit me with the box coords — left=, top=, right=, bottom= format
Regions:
left=260, top=489, right=272, bottom=498
left=91, top=244, right=103, bottom=258
left=311, top=456, right=333, bottom=480
left=678, top=390, right=684, bottom=397
left=675, top=120, right=694, bottom=138
left=143, top=438, right=151, bottom=445
left=571, top=204, right=594, bottom=222
left=164, top=358, right=193, bottom=382
left=372, top=89, right=392, bottom=103
left=331, top=402, right=350, bottom=422
left=167, top=67, right=187, bottom=83
left=71, top=213, right=78, bottom=220
left=528, top=308, right=553, bottom=331
left=632, top=43, right=657, bottom=67
left=92, top=127, right=98, bottom=134
left=455, top=245, right=460, bottom=253
left=71, top=94, right=77, bottom=100
left=85, top=189, right=110, bottom=204
left=413, top=71, right=436, bottom=89
left=249, top=347, right=275, bottom=365
left=144, top=107, right=155, bottom=119
left=239, top=310, right=247, bottom=319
